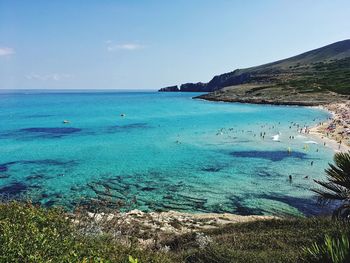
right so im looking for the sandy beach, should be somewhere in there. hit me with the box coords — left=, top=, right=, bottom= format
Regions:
left=309, top=101, right=350, bottom=153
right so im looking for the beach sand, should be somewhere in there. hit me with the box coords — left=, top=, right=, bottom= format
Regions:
left=309, top=101, right=350, bottom=153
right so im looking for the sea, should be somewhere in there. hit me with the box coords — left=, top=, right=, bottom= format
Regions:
left=0, top=90, right=334, bottom=216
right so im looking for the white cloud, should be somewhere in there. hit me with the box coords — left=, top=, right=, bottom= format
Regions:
left=106, top=42, right=145, bottom=51
left=26, top=73, right=71, bottom=81
left=0, top=47, right=15, bottom=56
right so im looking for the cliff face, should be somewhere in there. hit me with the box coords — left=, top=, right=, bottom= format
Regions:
left=158, top=39, right=350, bottom=95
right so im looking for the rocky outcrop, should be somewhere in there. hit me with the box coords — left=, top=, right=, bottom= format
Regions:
left=180, top=82, right=208, bottom=92
left=83, top=209, right=276, bottom=237
left=159, top=85, right=179, bottom=92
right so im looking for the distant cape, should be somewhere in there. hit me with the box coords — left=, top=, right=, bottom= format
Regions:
left=159, top=39, right=350, bottom=96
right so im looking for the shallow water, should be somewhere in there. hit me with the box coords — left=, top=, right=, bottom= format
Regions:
left=0, top=91, right=333, bottom=215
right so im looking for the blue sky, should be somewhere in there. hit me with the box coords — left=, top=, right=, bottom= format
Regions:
left=0, top=0, right=349, bottom=90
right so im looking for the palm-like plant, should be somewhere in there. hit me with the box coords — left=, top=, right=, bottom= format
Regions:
left=313, top=151, right=350, bottom=220
left=304, top=234, right=350, bottom=263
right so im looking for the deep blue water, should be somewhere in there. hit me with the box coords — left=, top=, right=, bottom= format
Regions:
left=0, top=90, right=333, bottom=215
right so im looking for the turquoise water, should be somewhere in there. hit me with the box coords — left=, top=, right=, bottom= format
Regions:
left=0, top=91, right=333, bottom=216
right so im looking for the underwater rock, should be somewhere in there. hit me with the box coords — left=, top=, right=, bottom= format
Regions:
left=230, top=150, right=308, bottom=161
left=8, top=127, right=83, bottom=139
left=0, top=182, right=27, bottom=197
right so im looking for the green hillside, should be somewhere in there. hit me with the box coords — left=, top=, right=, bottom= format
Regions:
left=159, top=40, right=350, bottom=99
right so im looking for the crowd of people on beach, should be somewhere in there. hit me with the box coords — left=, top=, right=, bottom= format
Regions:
left=312, top=102, right=350, bottom=150
left=173, top=102, right=350, bottom=159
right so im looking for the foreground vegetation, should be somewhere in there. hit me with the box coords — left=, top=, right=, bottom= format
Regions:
left=0, top=201, right=172, bottom=263
left=0, top=201, right=350, bottom=263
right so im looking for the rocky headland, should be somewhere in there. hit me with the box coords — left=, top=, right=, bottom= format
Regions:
left=159, top=39, right=350, bottom=106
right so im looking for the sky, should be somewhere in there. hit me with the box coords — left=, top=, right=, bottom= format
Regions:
left=0, top=0, right=349, bottom=90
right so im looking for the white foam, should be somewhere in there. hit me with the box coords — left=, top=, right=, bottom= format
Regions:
left=304, top=140, right=318, bottom=144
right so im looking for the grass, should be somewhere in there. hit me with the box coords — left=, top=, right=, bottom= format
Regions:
left=1, top=201, right=350, bottom=262
left=165, top=217, right=350, bottom=263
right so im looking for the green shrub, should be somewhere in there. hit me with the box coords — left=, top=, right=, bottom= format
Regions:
left=0, top=201, right=172, bottom=263
left=0, top=201, right=80, bottom=262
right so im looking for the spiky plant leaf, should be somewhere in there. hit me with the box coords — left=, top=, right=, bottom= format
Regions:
left=313, top=151, right=350, bottom=218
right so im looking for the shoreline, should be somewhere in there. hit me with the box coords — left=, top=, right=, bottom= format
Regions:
left=308, top=102, right=350, bottom=153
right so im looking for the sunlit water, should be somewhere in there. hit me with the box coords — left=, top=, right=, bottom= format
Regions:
left=0, top=90, right=334, bottom=216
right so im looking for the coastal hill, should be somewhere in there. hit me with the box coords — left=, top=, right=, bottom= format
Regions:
left=159, top=40, right=350, bottom=105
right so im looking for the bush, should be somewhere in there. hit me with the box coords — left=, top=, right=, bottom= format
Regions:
left=0, top=201, right=80, bottom=262
left=0, top=201, right=172, bottom=263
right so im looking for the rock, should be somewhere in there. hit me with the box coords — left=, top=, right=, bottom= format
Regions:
left=180, top=82, right=209, bottom=92
left=127, top=209, right=144, bottom=216
left=159, top=85, right=179, bottom=92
